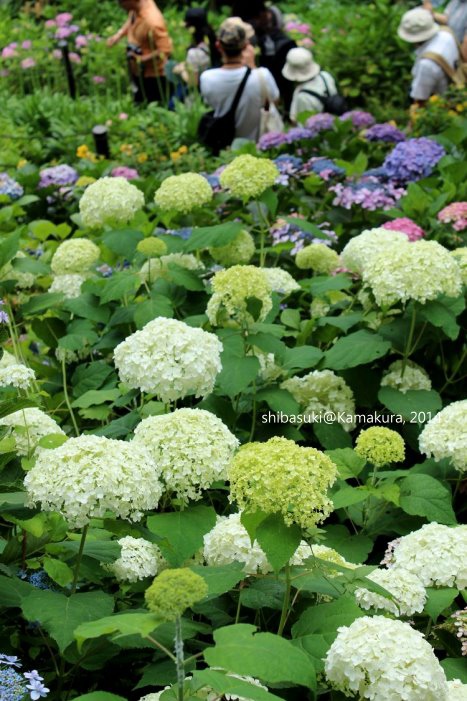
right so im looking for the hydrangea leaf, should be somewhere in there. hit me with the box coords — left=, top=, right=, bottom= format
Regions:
left=424, top=588, right=459, bottom=622
left=71, top=693, right=127, bottom=700
left=147, top=505, right=217, bottom=566
left=190, top=563, right=245, bottom=598
left=378, top=387, right=442, bottom=421
left=184, top=222, right=243, bottom=252
left=255, top=514, right=302, bottom=573
left=193, top=669, right=283, bottom=701
left=399, top=474, right=457, bottom=525
left=74, top=612, right=162, bottom=651
left=323, top=330, right=391, bottom=370
left=441, top=658, right=467, bottom=683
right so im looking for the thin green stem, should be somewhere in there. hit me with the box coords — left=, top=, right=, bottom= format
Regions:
left=145, top=634, right=176, bottom=662
left=277, top=565, right=291, bottom=636
left=175, top=615, right=185, bottom=701
left=401, top=305, right=417, bottom=376
left=248, top=380, right=257, bottom=443
left=70, top=525, right=88, bottom=596
left=61, top=356, right=80, bottom=436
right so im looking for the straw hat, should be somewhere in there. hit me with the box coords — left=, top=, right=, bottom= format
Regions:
left=397, top=8, right=439, bottom=44
left=282, top=47, right=320, bottom=82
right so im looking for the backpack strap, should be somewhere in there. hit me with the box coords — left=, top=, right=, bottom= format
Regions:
left=320, top=72, right=331, bottom=97
left=299, top=88, right=325, bottom=105
left=228, top=67, right=252, bottom=117
left=421, top=50, right=456, bottom=81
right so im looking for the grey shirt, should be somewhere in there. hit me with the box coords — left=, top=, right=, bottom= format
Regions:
left=446, top=0, right=467, bottom=42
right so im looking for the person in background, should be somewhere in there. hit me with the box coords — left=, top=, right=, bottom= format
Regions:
left=282, top=47, right=338, bottom=122
left=107, top=0, right=173, bottom=104
left=200, top=18, right=279, bottom=142
left=173, top=8, right=220, bottom=87
left=423, top=0, right=467, bottom=59
left=397, top=7, right=459, bottom=105
left=228, top=15, right=257, bottom=68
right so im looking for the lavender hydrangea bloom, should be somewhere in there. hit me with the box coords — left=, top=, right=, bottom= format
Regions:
left=340, top=110, right=375, bottom=128
left=330, top=177, right=406, bottom=211
left=110, top=166, right=139, bottom=180
left=270, top=217, right=338, bottom=254
left=364, top=123, right=406, bottom=143
left=38, top=165, right=78, bottom=189
left=305, top=113, right=335, bottom=136
left=274, top=155, right=303, bottom=184
left=285, top=127, right=314, bottom=143
left=0, top=173, right=24, bottom=200
left=257, top=131, right=288, bottom=150
left=383, top=138, right=446, bottom=182
left=303, top=157, right=345, bottom=181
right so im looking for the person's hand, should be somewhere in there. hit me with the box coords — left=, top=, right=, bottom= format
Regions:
left=106, top=34, right=120, bottom=47
left=422, top=1, right=433, bottom=13
left=242, top=44, right=256, bottom=69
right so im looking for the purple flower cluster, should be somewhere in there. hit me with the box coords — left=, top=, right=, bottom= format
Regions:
left=38, top=165, right=78, bottom=189
left=0, top=173, right=24, bottom=200
left=285, top=127, right=314, bottom=143
left=0, top=655, right=49, bottom=701
left=305, top=112, right=335, bottom=136
left=302, top=157, right=345, bottom=181
left=270, top=216, right=338, bottom=254
left=330, top=177, right=406, bottom=211
left=257, top=131, right=288, bottom=150
left=364, top=123, right=406, bottom=143
left=383, top=137, right=446, bottom=182
left=340, top=110, right=375, bottom=129
left=111, top=166, right=139, bottom=180
left=274, top=155, right=303, bottom=185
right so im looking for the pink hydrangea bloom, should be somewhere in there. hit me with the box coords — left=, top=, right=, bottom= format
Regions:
left=2, top=46, right=18, bottom=59
left=92, top=75, right=106, bottom=84
left=52, top=49, right=62, bottom=60
left=75, top=35, right=88, bottom=48
left=118, top=112, right=129, bottom=120
left=111, top=166, right=139, bottom=180
left=21, top=40, right=32, bottom=50
left=45, top=19, right=56, bottom=28
left=69, top=52, right=81, bottom=64
left=21, top=57, right=36, bottom=69
left=438, top=202, right=467, bottom=231
left=55, top=12, right=73, bottom=26
left=381, top=217, right=425, bottom=241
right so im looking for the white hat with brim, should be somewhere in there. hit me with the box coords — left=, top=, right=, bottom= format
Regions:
left=282, top=47, right=320, bottom=82
left=397, top=8, right=440, bottom=43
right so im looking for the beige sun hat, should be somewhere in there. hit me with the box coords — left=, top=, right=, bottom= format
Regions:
left=282, top=47, right=320, bottom=82
left=397, top=8, right=440, bottom=43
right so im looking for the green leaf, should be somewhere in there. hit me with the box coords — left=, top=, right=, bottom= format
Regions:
left=193, top=669, right=283, bottom=701
left=332, top=486, right=370, bottom=509
left=280, top=308, right=301, bottom=329
left=47, top=539, right=121, bottom=563
left=37, top=433, right=68, bottom=450
left=399, top=474, right=457, bottom=525
left=185, top=222, right=243, bottom=252
left=166, top=264, right=204, bottom=291
left=419, top=298, right=462, bottom=340
left=424, top=588, right=458, bottom=621
left=99, top=271, right=140, bottom=303
left=323, top=331, right=391, bottom=370
left=43, top=558, right=74, bottom=587
left=64, top=295, right=111, bottom=324
left=314, top=422, right=352, bottom=450
left=21, top=293, right=65, bottom=316
left=71, top=692, right=127, bottom=701
left=307, top=274, right=352, bottom=296
left=0, top=399, right=36, bottom=419
left=282, top=346, right=323, bottom=371
left=134, top=296, right=173, bottom=328
left=256, top=514, right=302, bottom=573
left=256, top=388, right=300, bottom=415
left=21, top=590, right=114, bottom=652
left=204, top=624, right=316, bottom=690
left=378, top=387, right=442, bottom=421
left=441, top=658, right=467, bottom=683
left=103, top=228, right=144, bottom=259
left=325, top=449, right=366, bottom=479
left=71, top=389, right=120, bottom=409
left=321, top=525, right=373, bottom=564
left=216, top=355, right=260, bottom=397
left=0, top=574, right=34, bottom=607
left=75, top=612, right=163, bottom=650
left=190, top=563, right=245, bottom=597
left=147, top=505, right=217, bottom=566
left=0, top=230, right=20, bottom=269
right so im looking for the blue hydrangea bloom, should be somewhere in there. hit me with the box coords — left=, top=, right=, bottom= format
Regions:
left=0, top=666, right=28, bottom=701
left=0, top=173, right=24, bottom=200
left=383, top=137, right=446, bottom=182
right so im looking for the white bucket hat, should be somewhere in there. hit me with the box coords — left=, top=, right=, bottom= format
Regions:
left=397, top=8, right=440, bottom=43
left=282, top=47, right=320, bottom=82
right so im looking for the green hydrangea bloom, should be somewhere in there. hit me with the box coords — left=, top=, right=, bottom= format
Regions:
left=137, top=237, right=168, bottom=258
left=220, top=155, right=278, bottom=200
left=381, top=360, right=431, bottom=394
left=210, top=230, right=255, bottom=266
left=295, top=244, right=340, bottom=273
left=51, top=238, right=100, bottom=275
left=144, top=568, right=208, bottom=620
left=154, top=173, right=213, bottom=214
left=451, top=247, right=467, bottom=285
left=206, top=264, right=272, bottom=327
left=228, top=436, right=337, bottom=529
left=355, top=427, right=405, bottom=467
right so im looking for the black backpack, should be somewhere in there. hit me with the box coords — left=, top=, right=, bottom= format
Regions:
left=198, top=67, right=251, bottom=155
left=300, top=72, right=347, bottom=116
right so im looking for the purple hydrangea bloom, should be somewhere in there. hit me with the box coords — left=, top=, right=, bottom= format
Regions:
left=305, top=112, right=335, bottom=136
left=285, top=127, right=314, bottom=143
left=383, top=137, right=446, bottom=182
left=302, top=157, right=345, bottom=181
left=329, top=176, right=406, bottom=211
left=364, top=123, right=406, bottom=143
left=38, top=165, right=78, bottom=189
left=274, top=155, right=303, bottom=185
left=363, top=166, right=391, bottom=180
left=270, top=217, right=338, bottom=254
left=0, top=173, right=24, bottom=200
left=340, top=110, right=375, bottom=128
left=257, top=131, right=288, bottom=150
left=110, top=166, right=139, bottom=180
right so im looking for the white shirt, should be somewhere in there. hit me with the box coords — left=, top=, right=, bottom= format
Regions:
left=411, top=30, right=459, bottom=100
left=200, top=66, right=279, bottom=142
left=289, top=71, right=337, bottom=121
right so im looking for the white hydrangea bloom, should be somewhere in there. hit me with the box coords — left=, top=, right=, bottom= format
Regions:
left=254, top=349, right=283, bottom=383
left=419, top=400, right=467, bottom=473
left=0, top=352, right=35, bottom=390
left=107, top=536, right=165, bottom=583
left=49, top=273, right=86, bottom=299
left=355, top=567, right=426, bottom=617
left=281, top=370, right=356, bottom=431
left=0, top=408, right=64, bottom=456
left=50, top=238, right=100, bottom=275
left=299, top=544, right=358, bottom=573
left=363, top=240, right=462, bottom=307
left=138, top=694, right=165, bottom=701
left=381, top=359, right=431, bottom=394
left=261, top=268, right=300, bottom=296
left=341, top=228, right=406, bottom=274
left=79, top=176, right=145, bottom=228
left=325, top=616, right=448, bottom=701
left=203, top=512, right=270, bottom=574
left=114, top=318, right=222, bottom=402
left=447, top=679, right=467, bottom=701
left=24, top=435, right=163, bottom=528
left=133, top=408, right=238, bottom=503
left=140, top=253, right=203, bottom=284
left=385, top=522, right=467, bottom=589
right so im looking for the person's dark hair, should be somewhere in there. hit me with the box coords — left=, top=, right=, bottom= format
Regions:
left=185, top=7, right=220, bottom=67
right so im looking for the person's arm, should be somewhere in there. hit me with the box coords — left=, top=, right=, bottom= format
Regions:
left=264, top=68, right=280, bottom=103
left=138, top=24, right=173, bottom=63
left=242, top=43, right=256, bottom=69
left=106, top=16, right=131, bottom=47
left=422, top=0, right=449, bottom=24
left=461, top=32, right=467, bottom=61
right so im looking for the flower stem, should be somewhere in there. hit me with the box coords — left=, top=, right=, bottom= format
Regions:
left=175, top=615, right=185, bottom=701
left=277, top=565, right=291, bottom=636
left=61, top=355, right=80, bottom=437
left=401, top=304, right=417, bottom=377
left=70, top=525, right=88, bottom=596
